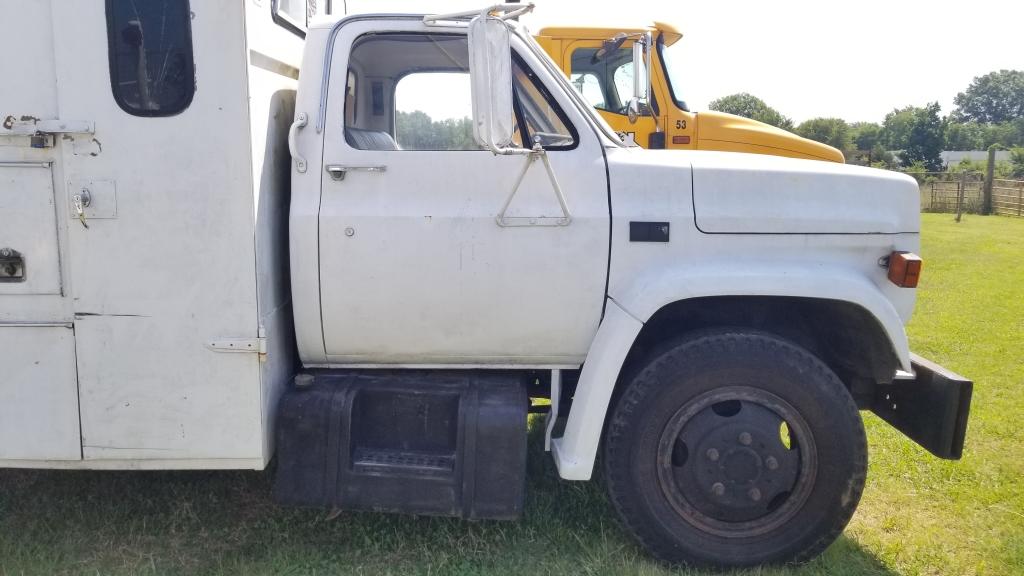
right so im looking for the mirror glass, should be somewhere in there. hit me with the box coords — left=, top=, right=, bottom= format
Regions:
left=631, top=40, right=649, bottom=101
left=468, top=15, right=514, bottom=150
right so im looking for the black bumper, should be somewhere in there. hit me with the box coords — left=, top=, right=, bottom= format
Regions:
left=870, top=354, right=973, bottom=460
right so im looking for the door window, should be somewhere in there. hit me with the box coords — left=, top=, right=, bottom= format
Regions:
left=105, top=0, right=195, bottom=117
left=344, top=33, right=576, bottom=151
left=570, top=46, right=652, bottom=117
left=570, top=72, right=606, bottom=109
left=394, top=72, right=477, bottom=150
left=512, top=60, right=576, bottom=149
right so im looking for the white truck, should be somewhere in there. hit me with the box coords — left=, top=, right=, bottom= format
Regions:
left=1, top=1, right=972, bottom=568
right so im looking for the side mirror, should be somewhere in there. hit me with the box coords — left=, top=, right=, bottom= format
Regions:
left=592, top=32, right=627, bottom=63
left=627, top=98, right=640, bottom=124
left=468, top=14, right=515, bottom=153
left=628, top=36, right=650, bottom=125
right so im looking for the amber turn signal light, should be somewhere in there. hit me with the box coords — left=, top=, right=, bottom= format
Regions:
left=887, top=252, right=922, bottom=288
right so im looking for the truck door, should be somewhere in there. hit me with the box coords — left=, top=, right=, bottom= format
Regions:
left=315, top=24, right=609, bottom=366
left=0, top=2, right=82, bottom=461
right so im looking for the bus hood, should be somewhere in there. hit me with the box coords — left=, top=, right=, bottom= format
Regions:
left=695, top=111, right=845, bottom=163
left=689, top=151, right=920, bottom=234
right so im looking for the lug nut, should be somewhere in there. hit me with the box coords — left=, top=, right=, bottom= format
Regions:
left=706, top=448, right=720, bottom=462
left=711, top=482, right=725, bottom=496
left=766, top=456, right=779, bottom=470
left=748, top=488, right=762, bottom=502
left=739, top=432, right=752, bottom=446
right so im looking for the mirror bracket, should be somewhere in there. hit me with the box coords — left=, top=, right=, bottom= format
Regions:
left=424, top=3, right=535, bottom=26
left=496, top=144, right=572, bottom=227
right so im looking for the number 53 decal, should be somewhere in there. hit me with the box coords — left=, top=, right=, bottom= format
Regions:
left=675, top=120, right=688, bottom=130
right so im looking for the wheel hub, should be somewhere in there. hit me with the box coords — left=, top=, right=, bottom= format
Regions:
left=656, top=387, right=817, bottom=536
left=720, top=447, right=761, bottom=483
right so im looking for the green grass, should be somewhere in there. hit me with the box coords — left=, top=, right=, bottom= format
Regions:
left=1, top=213, right=1022, bottom=576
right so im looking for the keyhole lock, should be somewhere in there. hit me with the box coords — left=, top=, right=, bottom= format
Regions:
left=72, top=188, right=92, bottom=229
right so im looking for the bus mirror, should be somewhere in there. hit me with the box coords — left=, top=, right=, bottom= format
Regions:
left=593, top=33, right=627, bottom=63
left=468, top=14, right=514, bottom=152
left=627, top=98, right=641, bottom=124
left=629, top=36, right=650, bottom=124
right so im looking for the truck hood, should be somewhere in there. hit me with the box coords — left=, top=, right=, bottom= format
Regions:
left=689, top=151, right=920, bottom=234
left=696, top=111, right=845, bottom=163
left=606, top=149, right=919, bottom=235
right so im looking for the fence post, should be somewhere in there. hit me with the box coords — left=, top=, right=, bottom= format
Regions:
left=983, top=145, right=997, bottom=215
left=955, top=170, right=966, bottom=222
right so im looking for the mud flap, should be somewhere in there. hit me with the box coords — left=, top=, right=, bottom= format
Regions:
left=871, top=354, right=972, bottom=459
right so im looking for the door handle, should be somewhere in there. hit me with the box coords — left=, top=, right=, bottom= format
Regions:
left=288, top=113, right=308, bottom=173
left=325, top=164, right=387, bottom=181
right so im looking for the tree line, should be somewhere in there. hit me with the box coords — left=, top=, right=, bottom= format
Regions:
left=394, top=110, right=476, bottom=150
left=709, top=69, right=1024, bottom=175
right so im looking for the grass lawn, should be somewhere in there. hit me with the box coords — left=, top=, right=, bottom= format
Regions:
left=1, top=213, right=1021, bottom=576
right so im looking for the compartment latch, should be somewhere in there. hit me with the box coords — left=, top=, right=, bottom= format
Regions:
left=0, top=248, right=25, bottom=282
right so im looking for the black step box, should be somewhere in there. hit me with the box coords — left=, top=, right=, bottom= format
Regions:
left=274, top=370, right=528, bottom=520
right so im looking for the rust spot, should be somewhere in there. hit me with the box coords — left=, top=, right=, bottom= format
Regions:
left=90, top=138, right=103, bottom=156
left=18, top=115, right=40, bottom=123
left=2, top=116, right=13, bottom=130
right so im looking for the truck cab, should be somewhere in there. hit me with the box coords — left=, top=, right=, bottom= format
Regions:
left=534, top=24, right=845, bottom=162
left=1, top=3, right=969, bottom=569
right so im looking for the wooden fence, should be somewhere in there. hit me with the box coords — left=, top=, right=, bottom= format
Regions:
left=993, top=179, right=1024, bottom=217
left=908, top=172, right=986, bottom=214
left=908, top=172, right=1024, bottom=217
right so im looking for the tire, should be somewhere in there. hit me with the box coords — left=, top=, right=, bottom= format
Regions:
left=603, top=330, right=867, bottom=568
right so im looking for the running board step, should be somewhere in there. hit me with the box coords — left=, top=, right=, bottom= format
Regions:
left=273, top=370, right=528, bottom=520
left=352, top=447, right=455, bottom=476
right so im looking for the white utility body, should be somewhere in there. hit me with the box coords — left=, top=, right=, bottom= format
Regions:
left=1, top=2, right=971, bottom=568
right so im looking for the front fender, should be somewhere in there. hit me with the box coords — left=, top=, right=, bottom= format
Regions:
left=551, top=266, right=910, bottom=481
left=614, top=263, right=911, bottom=371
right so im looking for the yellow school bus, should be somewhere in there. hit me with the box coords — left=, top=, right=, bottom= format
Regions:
left=535, top=24, right=844, bottom=162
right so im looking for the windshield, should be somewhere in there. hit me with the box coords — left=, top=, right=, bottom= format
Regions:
left=657, top=37, right=689, bottom=112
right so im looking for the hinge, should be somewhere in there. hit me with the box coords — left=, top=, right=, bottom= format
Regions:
left=207, top=336, right=267, bottom=354
left=2, top=116, right=95, bottom=136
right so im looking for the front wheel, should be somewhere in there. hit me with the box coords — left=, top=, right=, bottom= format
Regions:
left=604, top=331, right=867, bottom=568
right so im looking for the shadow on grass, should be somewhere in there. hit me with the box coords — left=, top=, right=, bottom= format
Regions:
left=0, top=422, right=899, bottom=576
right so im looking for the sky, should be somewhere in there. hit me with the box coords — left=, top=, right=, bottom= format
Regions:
left=343, top=0, right=1024, bottom=124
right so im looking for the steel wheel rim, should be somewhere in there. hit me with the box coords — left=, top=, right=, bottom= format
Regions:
left=655, top=385, right=818, bottom=538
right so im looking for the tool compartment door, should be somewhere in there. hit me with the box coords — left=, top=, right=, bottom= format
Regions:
left=0, top=163, right=62, bottom=294
left=0, top=0, right=82, bottom=462
left=0, top=159, right=80, bottom=461
left=0, top=326, right=81, bottom=460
